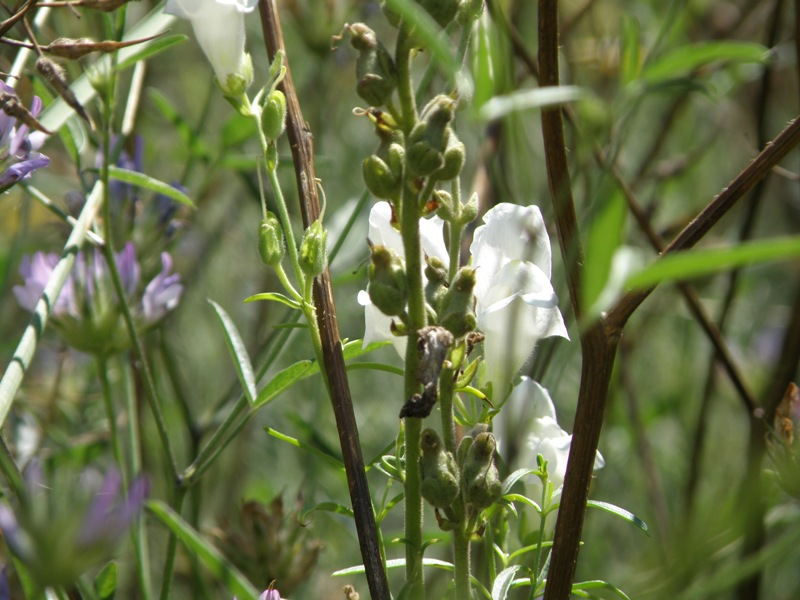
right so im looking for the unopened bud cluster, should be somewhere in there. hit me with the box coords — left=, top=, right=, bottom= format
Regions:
left=420, top=427, right=502, bottom=527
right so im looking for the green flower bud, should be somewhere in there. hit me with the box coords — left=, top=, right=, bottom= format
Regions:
left=459, top=191, right=479, bottom=225
left=258, top=212, right=285, bottom=267
left=438, top=267, right=477, bottom=338
left=431, top=130, right=465, bottom=182
left=299, top=220, right=328, bottom=278
left=262, top=89, right=287, bottom=141
left=420, top=429, right=460, bottom=509
left=461, top=431, right=501, bottom=510
left=418, top=0, right=459, bottom=28
left=424, top=256, right=449, bottom=314
left=434, top=190, right=454, bottom=222
left=362, top=142, right=404, bottom=200
left=221, top=52, right=254, bottom=99
left=348, top=23, right=397, bottom=107
left=407, top=95, right=456, bottom=177
left=368, top=245, right=408, bottom=316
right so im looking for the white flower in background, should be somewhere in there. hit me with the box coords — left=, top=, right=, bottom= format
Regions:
left=164, top=0, right=256, bottom=97
left=469, top=203, right=568, bottom=396
left=359, top=201, right=567, bottom=399
left=510, top=377, right=604, bottom=530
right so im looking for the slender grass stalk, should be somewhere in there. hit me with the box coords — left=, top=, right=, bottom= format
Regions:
left=122, top=356, right=153, bottom=600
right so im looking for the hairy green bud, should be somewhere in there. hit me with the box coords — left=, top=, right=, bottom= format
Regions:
left=368, top=245, right=408, bottom=316
left=431, top=130, right=465, bottom=182
left=347, top=23, right=397, bottom=107
left=424, top=256, right=449, bottom=315
left=438, top=267, right=477, bottom=338
left=257, top=212, right=285, bottom=267
left=420, top=428, right=460, bottom=509
left=299, top=220, right=328, bottom=278
left=461, top=431, right=501, bottom=510
left=362, top=141, right=404, bottom=200
left=262, top=90, right=287, bottom=141
left=407, top=95, right=456, bottom=177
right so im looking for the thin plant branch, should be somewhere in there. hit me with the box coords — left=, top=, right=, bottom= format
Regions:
left=257, top=2, right=390, bottom=599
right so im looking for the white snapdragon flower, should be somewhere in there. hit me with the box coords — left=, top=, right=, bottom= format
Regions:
left=164, top=0, right=256, bottom=97
left=359, top=201, right=568, bottom=398
left=510, top=377, right=604, bottom=530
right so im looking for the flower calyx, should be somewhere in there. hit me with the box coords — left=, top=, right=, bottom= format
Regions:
left=407, top=95, right=457, bottom=177
left=420, top=428, right=460, bottom=509
left=459, top=430, right=501, bottom=510
left=299, top=220, right=328, bottom=278
left=438, top=266, right=477, bottom=338
left=367, top=243, right=407, bottom=317
left=346, top=23, right=397, bottom=108
left=258, top=212, right=285, bottom=267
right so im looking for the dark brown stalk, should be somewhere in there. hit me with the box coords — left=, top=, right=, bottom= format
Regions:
left=539, top=1, right=800, bottom=597
left=257, top=3, right=390, bottom=599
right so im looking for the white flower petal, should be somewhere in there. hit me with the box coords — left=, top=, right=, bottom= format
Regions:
left=470, top=203, right=552, bottom=281
left=358, top=290, right=406, bottom=356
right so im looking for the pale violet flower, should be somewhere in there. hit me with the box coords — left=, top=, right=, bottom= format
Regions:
left=510, top=377, right=604, bottom=531
left=13, top=243, right=183, bottom=354
left=0, top=81, right=50, bottom=193
left=164, top=0, right=256, bottom=97
left=359, top=201, right=567, bottom=398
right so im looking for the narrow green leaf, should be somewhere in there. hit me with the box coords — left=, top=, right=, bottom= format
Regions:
left=244, top=292, right=302, bottom=310
left=114, top=34, right=188, bottom=71
left=265, top=427, right=344, bottom=469
left=478, top=86, right=585, bottom=121
left=583, top=188, right=627, bottom=313
left=94, top=562, right=117, bottom=599
left=147, top=501, right=260, bottom=600
left=501, top=468, right=537, bottom=495
left=619, top=16, right=641, bottom=85
left=587, top=500, right=650, bottom=536
left=209, top=300, right=257, bottom=405
left=342, top=339, right=392, bottom=360
left=642, top=41, right=768, bottom=83
left=572, top=580, right=632, bottom=600
left=299, top=501, right=354, bottom=524
left=492, top=565, right=523, bottom=600
left=255, top=360, right=315, bottom=408
left=107, top=166, right=195, bottom=208
left=345, top=362, right=404, bottom=376
left=472, top=15, right=497, bottom=110
left=625, top=236, right=800, bottom=291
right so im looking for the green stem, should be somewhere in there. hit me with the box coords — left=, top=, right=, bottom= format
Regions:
left=158, top=488, right=186, bottom=600
left=122, top=356, right=153, bottom=600
left=264, top=144, right=305, bottom=294
left=453, top=525, right=472, bottom=598
left=400, top=170, right=427, bottom=597
left=447, top=178, right=464, bottom=281
left=97, top=356, right=126, bottom=486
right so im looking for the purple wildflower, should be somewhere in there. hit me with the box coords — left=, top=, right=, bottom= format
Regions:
left=0, top=81, right=50, bottom=193
left=0, top=463, right=148, bottom=589
left=13, top=242, right=183, bottom=354
left=260, top=589, right=282, bottom=600
left=142, top=252, right=183, bottom=322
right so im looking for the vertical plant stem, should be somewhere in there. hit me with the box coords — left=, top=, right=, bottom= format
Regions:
left=122, top=356, right=153, bottom=600
left=98, top=356, right=126, bottom=485
left=400, top=169, right=427, bottom=594
left=158, top=488, right=186, bottom=600
left=258, top=3, right=390, bottom=598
